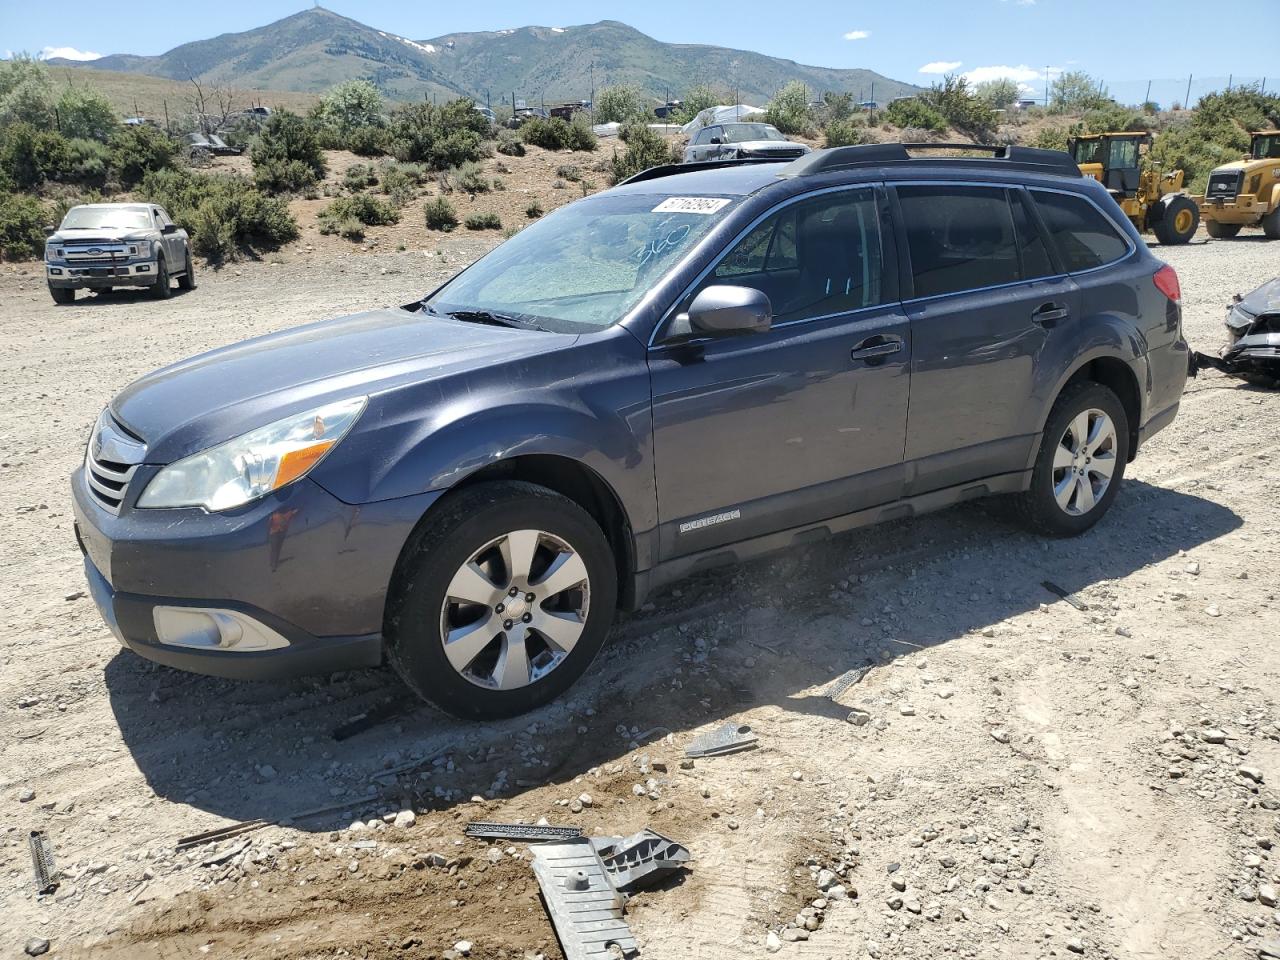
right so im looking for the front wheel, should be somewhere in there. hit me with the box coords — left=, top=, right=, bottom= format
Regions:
left=1015, top=382, right=1130, bottom=537
left=386, top=481, right=617, bottom=720
left=1152, top=195, right=1199, bottom=245
left=151, top=257, right=172, bottom=299
left=49, top=284, right=74, bottom=305
left=1205, top=220, right=1242, bottom=239
left=1263, top=206, right=1280, bottom=240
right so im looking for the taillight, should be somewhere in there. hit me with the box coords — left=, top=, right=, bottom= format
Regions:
left=1153, top=264, right=1181, bottom=303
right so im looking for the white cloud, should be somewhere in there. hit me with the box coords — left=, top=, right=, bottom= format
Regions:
left=843, top=30, right=870, bottom=40
left=962, top=63, right=1058, bottom=95
left=919, top=60, right=963, bottom=74
left=39, top=46, right=102, bottom=61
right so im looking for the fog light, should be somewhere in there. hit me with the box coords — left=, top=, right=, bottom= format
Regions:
left=49, top=268, right=63, bottom=276
left=152, top=606, right=290, bottom=652
left=137, top=264, right=151, bottom=273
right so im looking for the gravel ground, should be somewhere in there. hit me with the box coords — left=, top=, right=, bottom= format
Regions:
left=2, top=231, right=1279, bottom=960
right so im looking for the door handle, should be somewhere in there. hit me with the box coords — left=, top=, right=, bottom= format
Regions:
left=850, top=335, right=903, bottom=363
left=1032, top=302, right=1069, bottom=327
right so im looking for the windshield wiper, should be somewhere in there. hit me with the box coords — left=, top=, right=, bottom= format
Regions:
left=445, top=309, right=548, bottom=332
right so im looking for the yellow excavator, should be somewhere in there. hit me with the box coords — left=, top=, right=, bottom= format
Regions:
left=1068, top=132, right=1199, bottom=244
left=1193, top=131, right=1280, bottom=240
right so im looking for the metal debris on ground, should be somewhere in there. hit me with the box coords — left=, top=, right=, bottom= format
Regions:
left=532, top=838, right=640, bottom=960
left=331, top=696, right=417, bottom=741
left=593, top=829, right=691, bottom=891
left=28, top=830, right=57, bottom=894
left=465, top=821, right=584, bottom=842
left=685, top=721, right=759, bottom=758
left=1042, top=580, right=1089, bottom=611
left=826, top=664, right=873, bottom=701
left=200, top=838, right=250, bottom=868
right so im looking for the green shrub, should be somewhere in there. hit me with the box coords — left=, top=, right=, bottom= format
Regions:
left=609, top=122, right=670, bottom=185
left=454, top=161, right=490, bottom=196
left=492, top=177, right=506, bottom=191
left=595, top=86, right=648, bottom=124
left=565, top=118, right=598, bottom=152
left=317, top=193, right=399, bottom=237
left=379, top=161, right=423, bottom=206
left=141, top=167, right=298, bottom=261
left=975, top=79, right=1020, bottom=110
left=0, top=123, right=70, bottom=189
left=250, top=110, right=326, bottom=193
left=521, top=117, right=597, bottom=152
left=884, top=98, right=946, bottom=134
left=919, top=76, right=996, bottom=138
left=496, top=131, right=526, bottom=156
left=55, top=86, right=117, bottom=142
left=764, top=81, right=815, bottom=136
left=0, top=56, right=56, bottom=129
left=1049, top=71, right=1113, bottom=114
left=0, top=191, right=48, bottom=261
left=318, top=80, right=385, bottom=136
left=424, top=197, right=459, bottom=231
left=388, top=99, right=491, bottom=170
left=1082, top=105, right=1150, bottom=134
left=525, top=199, right=543, bottom=219
left=345, top=125, right=389, bottom=156
left=824, top=118, right=870, bottom=148
left=1033, top=126, right=1071, bottom=152
left=556, top=163, right=582, bottom=182
left=673, top=85, right=722, bottom=125
left=342, top=163, right=378, bottom=191
left=106, top=124, right=178, bottom=185
left=61, top=138, right=110, bottom=186
left=464, top=211, right=502, bottom=230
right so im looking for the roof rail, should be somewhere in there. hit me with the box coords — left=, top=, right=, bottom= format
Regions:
left=618, top=156, right=790, bottom=186
left=781, top=143, right=1081, bottom=178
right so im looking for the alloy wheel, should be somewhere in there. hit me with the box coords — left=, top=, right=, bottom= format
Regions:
left=438, top=529, right=590, bottom=690
left=1052, top=408, right=1118, bottom=516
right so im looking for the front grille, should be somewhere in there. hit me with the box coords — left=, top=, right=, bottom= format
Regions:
left=85, top=411, right=146, bottom=514
left=60, top=240, right=133, bottom=267
left=743, top=147, right=805, bottom=158
left=1206, top=171, right=1243, bottom=201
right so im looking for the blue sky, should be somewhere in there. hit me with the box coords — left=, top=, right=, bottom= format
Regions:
left=3, top=0, right=1273, bottom=105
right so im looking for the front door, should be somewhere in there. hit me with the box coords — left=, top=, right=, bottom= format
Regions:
left=647, top=186, right=911, bottom=558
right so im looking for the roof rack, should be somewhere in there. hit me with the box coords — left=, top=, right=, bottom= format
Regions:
left=618, top=156, right=790, bottom=186
left=781, top=143, right=1080, bottom=178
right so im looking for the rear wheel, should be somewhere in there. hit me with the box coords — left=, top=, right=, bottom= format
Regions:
left=151, top=257, right=172, bottom=299
left=1152, top=195, right=1199, bottom=245
left=178, top=249, right=196, bottom=291
left=1205, top=220, right=1242, bottom=239
left=49, top=284, right=74, bottom=305
left=1263, top=206, right=1280, bottom=240
left=385, top=481, right=617, bottom=719
left=1015, top=382, right=1130, bottom=537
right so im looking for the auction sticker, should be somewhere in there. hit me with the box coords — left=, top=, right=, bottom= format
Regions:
left=652, top=197, right=731, bottom=214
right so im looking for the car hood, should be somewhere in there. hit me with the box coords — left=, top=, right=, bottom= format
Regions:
left=1236, top=278, right=1280, bottom=319
left=49, top=229, right=155, bottom=244
left=111, top=307, right=575, bottom=463
left=733, top=140, right=810, bottom=152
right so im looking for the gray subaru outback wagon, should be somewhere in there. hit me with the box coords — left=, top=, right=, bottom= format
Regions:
left=72, top=144, right=1189, bottom=719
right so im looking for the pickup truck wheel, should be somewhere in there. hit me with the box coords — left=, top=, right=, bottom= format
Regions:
left=178, top=250, right=196, bottom=291
left=49, top=284, right=74, bottom=305
left=1263, top=207, right=1280, bottom=240
left=151, top=257, right=172, bottom=299
left=1015, top=382, right=1129, bottom=537
left=386, top=481, right=617, bottom=720
left=1204, top=220, right=1241, bottom=239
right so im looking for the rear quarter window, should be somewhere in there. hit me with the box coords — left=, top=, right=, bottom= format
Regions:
left=1031, top=190, right=1130, bottom=272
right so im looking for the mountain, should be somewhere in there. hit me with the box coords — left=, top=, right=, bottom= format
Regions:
left=53, top=8, right=921, bottom=107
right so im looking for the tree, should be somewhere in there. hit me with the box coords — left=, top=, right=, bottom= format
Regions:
left=108, top=124, right=178, bottom=184
left=55, top=86, right=117, bottom=142
left=319, top=79, right=385, bottom=135
left=821, top=91, right=855, bottom=123
left=0, top=55, right=56, bottom=128
left=250, top=110, right=326, bottom=192
left=976, top=79, right=1020, bottom=110
left=674, top=85, right=723, bottom=125
left=595, top=86, right=648, bottom=124
left=1050, top=71, right=1112, bottom=114
left=920, top=75, right=996, bottom=138
left=764, top=81, right=815, bottom=136
left=187, top=78, right=239, bottom=136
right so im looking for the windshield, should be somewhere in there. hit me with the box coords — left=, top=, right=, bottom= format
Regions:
left=60, top=208, right=152, bottom=230
left=723, top=123, right=785, bottom=143
left=427, top=192, right=740, bottom=332
left=1253, top=135, right=1280, bottom=159
left=1071, top=139, right=1104, bottom=165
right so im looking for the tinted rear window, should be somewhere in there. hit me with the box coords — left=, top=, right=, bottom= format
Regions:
left=1031, top=190, right=1130, bottom=272
left=897, top=185, right=1023, bottom=298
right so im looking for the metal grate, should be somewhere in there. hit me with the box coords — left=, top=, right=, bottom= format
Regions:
left=85, top=410, right=145, bottom=515
left=1206, top=171, right=1243, bottom=201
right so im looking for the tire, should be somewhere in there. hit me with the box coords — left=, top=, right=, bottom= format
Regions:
left=1152, top=195, right=1198, bottom=245
left=151, top=257, right=172, bottom=299
left=1263, top=206, right=1280, bottom=240
left=49, top=284, right=74, bottom=305
left=385, top=481, right=618, bottom=720
left=1015, top=381, right=1130, bottom=537
left=1204, top=220, right=1242, bottom=239
left=178, top=249, right=196, bottom=291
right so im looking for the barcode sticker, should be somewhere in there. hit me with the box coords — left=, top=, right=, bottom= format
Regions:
left=652, top=197, right=731, bottom=214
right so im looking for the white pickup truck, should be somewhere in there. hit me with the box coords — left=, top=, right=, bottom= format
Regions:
left=45, top=202, right=195, bottom=304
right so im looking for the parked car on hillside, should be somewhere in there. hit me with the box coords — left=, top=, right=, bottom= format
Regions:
left=46, top=203, right=195, bottom=304
left=683, top=122, right=810, bottom=163
left=72, top=144, right=1187, bottom=719
left=185, top=132, right=242, bottom=157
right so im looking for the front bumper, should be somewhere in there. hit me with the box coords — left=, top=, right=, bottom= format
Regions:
left=71, top=468, right=443, bottom=680
left=1194, top=195, right=1269, bottom=224
left=47, top=260, right=159, bottom=288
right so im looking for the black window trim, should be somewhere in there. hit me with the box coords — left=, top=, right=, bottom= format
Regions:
left=1026, top=185, right=1138, bottom=278
left=647, top=182, right=896, bottom=348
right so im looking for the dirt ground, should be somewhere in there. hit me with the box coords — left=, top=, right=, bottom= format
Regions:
left=2, top=227, right=1280, bottom=960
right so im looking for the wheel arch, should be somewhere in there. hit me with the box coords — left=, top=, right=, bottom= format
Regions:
left=1058, top=355, right=1143, bottom=461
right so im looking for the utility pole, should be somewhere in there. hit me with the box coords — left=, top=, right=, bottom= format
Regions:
left=1044, top=66, right=1050, bottom=108
left=1184, top=73, right=1192, bottom=111
left=870, top=82, right=875, bottom=122
left=1144, top=80, right=1152, bottom=106
left=1227, top=74, right=1233, bottom=91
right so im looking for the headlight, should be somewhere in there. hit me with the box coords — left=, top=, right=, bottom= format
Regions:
left=137, top=397, right=366, bottom=511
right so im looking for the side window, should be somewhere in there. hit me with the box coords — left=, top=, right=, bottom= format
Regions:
left=693, top=129, right=710, bottom=146
left=1108, top=139, right=1138, bottom=169
left=707, top=126, right=723, bottom=143
left=897, top=185, right=1022, bottom=298
left=1010, top=192, right=1054, bottom=280
left=1031, top=190, right=1130, bottom=272
left=695, top=188, right=883, bottom=323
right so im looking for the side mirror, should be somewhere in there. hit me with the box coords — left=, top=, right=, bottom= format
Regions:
left=44, top=226, right=55, bottom=237
left=161, top=223, right=178, bottom=235
left=709, top=136, right=723, bottom=145
left=669, top=285, right=772, bottom=339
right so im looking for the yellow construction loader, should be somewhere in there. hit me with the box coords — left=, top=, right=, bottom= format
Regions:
left=1193, top=131, right=1280, bottom=240
left=1068, top=132, right=1199, bottom=244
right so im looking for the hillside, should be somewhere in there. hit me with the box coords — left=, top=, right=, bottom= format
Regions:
left=53, top=8, right=921, bottom=106
left=46, top=66, right=319, bottom=121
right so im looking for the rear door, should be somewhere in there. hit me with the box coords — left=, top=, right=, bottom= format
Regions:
left=647, top=185, right=912, bottom=558
left=893, top=182, right=1077, bottom=493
